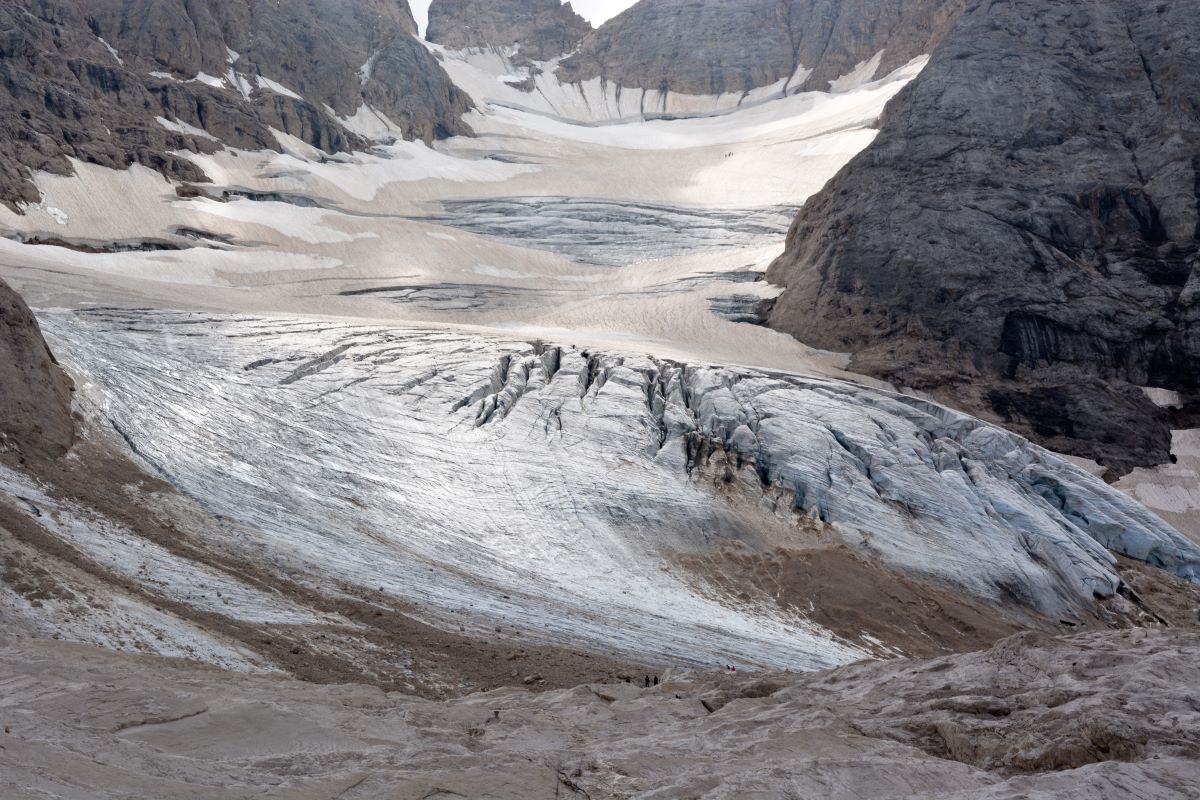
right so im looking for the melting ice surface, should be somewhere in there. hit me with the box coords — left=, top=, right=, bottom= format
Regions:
left=42, top=311, right=1200, bottom=670
left=418, top=198, right=796, bottom=266
left=8, top=46, right=1200, bottom=672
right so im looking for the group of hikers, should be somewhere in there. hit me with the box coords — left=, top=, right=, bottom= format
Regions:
left=623, top=675, right=661, bottom=687
left=621, top=666, right=738, bottom=688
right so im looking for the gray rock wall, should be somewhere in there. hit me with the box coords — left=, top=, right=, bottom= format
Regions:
left=766, top=0, right=1200, bottom=474
left=0, top=0, right=473, bottom=211
left=426, top=0, right=591, bottom=61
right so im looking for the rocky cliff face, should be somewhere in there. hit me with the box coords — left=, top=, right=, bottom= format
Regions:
left=0, top=0, right=472, bottom=211
left=556, top=0, right=962, bottom=97
left=426, top=0, right=591, bottom=61
left=0, top=280, right=73, bottom=458
left=765, top=0, right=1200, bottom=474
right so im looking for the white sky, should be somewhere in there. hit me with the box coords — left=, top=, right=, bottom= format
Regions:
left=411, top=0, right=640, bottom=36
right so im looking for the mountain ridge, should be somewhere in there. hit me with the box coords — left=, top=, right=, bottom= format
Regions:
left=765, top=0, right=1200, bottom=474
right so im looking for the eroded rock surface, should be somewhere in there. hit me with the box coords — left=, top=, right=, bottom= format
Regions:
left=766, top=0, right=1200, bottom=473
left=2, top=629, right=1198, bottom=798
left=0, top=279, right=73, bottom=457
left=0, top=0, right=472, bottom=210
left=427, top=0, right=592, bottom=61
left=557, top=0, right=963, bottom=97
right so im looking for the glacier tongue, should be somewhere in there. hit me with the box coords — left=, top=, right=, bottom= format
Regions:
left=42, top=309, right=1200, bottom=670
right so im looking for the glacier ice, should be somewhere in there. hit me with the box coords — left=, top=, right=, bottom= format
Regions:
left=40, top=309, right=1200, bottom=671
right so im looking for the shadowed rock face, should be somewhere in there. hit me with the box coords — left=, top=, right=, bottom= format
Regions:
left=0, top=0, right=473, bottom=211
left=0, top=280, right=73, bottom=458
left=556, top=0, right=963, bottom=96
left=766, top=0, right=1200, bottom=474
left=427, top=0, right=592, bottom=61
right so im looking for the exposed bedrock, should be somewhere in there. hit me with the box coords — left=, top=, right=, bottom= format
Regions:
left=766, top=0, right=1200, bottom=474
left=0, top=0, right=472, bottom=210
left=0, top=280, right=73, bottom=458
left=556, top=0, right=963, bottom=97
left=426, top=0, right=592, bottom=62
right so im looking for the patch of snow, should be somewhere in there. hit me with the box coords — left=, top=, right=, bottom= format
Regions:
left=430, top=43, right=826, bottom=125
left=337, top=104, right=405, bottom=140
left=240, top=131, right=540, bottom=201
left=98, top=37, right=123, bottom=65
left=256, top=75, right=302, bottom=101
left=829, top=50, right=886, bottom=93
left=148, top=71, right=178, bottom=81
left=176, top=197, right=377, bottom=245
left=359, top=54, right=380, bottom=86
left=190, top=72, right=226, bottom=89
left=474, top=59, right=922, bottom=152
left=473, top=264, right=529, bottom=279
left=156, top=116, right=219, bottom=142
left=225, top=69, right=254, bottom=99
left=1143, top=387, right=1184, bottom=408
left=46, top=207, right=69, bottom=225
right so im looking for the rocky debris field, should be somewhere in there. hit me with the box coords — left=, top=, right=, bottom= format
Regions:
left=2, top=628, right=1198, bottom=799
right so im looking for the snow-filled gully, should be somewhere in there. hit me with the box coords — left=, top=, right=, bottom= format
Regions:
left=39, top=310, right=1200, bottom=671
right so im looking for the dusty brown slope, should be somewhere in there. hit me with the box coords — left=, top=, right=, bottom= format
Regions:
left=766, top=0, right=1200, bottom=475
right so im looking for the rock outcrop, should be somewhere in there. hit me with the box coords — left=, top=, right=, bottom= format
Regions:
left=426, top=0, right=591, bottom=62
left=766, top=0, right=1200, bottom=474
left=557, top=0, right=963, bottom=97
left=0, top=280, right=73, bottom=458
left=4, top=629, right=1200, bottom=798
left=0, top=0, right=473, bottom=211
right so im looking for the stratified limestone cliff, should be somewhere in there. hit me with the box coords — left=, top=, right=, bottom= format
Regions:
left=556, top=0, right=962, bottom=96
left=0, top=0, right=473, bottom=210
left=427, top=0, right=591, bottom=61
left=767, top=0, right=1200, bottom=474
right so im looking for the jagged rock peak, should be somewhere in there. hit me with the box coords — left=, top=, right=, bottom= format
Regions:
left=556, top=0, right=963, bottom=96
left=765, top=0, right=1200, bottom=474
left=427, top=0, right=592, bottom=61
left=0, top=0, right=473, bottom=211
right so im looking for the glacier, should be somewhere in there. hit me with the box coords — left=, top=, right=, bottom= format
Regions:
left=40, top=309, right=1200, bottom=671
